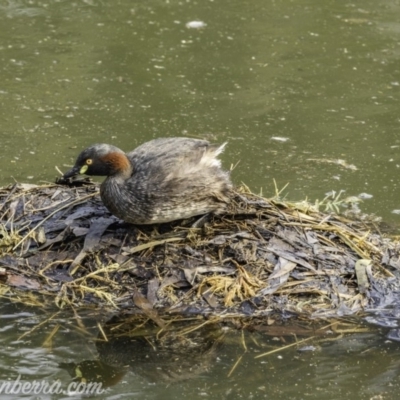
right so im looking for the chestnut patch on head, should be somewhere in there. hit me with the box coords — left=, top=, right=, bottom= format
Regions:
left=101, top=152, right=131, bottom=173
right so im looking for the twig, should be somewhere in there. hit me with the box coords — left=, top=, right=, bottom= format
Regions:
left=254, top=336, right=315, bottom=359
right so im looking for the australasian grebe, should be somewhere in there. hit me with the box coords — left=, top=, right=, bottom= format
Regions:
left=62, top=137, right=232, bottom=224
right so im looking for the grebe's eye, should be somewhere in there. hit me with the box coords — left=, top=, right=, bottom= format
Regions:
left=86, top=159, right=93, bottom=165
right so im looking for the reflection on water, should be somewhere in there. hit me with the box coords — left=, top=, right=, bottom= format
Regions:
left=1, top=301, right=400, bottom=399
left=2, top=0, right=400, bottom=398
left=61, top=315, right=223, bottom=385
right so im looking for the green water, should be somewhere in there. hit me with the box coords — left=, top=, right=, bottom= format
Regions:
left=2, top=0, right=400, bottom=221
left=1, top=0, right=400, bottom=398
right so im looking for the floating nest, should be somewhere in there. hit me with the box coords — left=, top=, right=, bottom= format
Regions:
left=1, top=181, right=400, bottom=322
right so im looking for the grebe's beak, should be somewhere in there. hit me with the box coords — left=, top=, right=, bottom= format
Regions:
left=62, top=165, right=82, bottom=179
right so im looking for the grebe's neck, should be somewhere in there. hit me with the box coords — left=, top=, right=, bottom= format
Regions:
left=101, top=152, right=133, bottom=179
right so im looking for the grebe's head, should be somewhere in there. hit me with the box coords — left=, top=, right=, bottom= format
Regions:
left=63, top=144, right=131, bottom=178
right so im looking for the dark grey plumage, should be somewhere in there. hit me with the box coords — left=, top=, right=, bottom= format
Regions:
left=63, top=137, right=232, bottom=224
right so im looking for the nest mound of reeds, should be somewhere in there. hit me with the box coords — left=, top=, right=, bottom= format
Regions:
left=0, top=181, right=399, bottom=321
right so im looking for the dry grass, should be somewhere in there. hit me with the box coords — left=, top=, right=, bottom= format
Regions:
left=0, top=181, right=398, bottom=321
